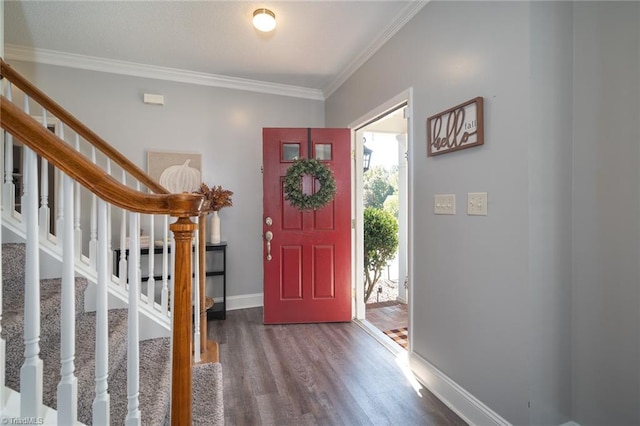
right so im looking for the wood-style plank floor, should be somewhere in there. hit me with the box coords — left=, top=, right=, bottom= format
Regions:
left=208, top=307, right=466, bottom=426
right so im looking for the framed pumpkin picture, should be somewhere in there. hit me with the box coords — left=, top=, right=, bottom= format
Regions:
left=147, top=151, right=202, bottom=194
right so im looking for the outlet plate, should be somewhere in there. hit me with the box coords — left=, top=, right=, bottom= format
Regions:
left=468, top=192, right=488, bottom=215
left=434, top=194, right=455, bottom=215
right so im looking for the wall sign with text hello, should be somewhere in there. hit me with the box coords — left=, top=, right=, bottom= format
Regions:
left=427, top=97, right=484, bottom=157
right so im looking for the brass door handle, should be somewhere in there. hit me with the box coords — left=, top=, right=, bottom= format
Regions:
left=265, top=231, right=273, bottom=261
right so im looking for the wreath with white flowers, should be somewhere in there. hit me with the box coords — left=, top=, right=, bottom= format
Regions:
left=284, top=158, right=336, bottom=210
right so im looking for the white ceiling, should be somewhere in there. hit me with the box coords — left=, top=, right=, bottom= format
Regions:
left=5, top=1, right=427, bottom=98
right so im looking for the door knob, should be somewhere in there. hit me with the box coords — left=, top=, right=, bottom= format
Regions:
left=265, top=231, right=273, bottom=261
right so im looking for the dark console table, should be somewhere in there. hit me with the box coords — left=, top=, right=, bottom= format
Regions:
left=114, top=242, right=227, bottom=320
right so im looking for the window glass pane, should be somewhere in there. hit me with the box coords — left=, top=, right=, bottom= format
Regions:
left=283, top=144, right=300, bottom=161
left=315, top=144, right=332, bottom=161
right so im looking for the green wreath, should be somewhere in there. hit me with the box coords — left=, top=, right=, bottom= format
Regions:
left=284, top=158, right=336, bottom=210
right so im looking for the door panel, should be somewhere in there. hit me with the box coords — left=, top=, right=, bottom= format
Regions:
left=314, top=201, right=335, bottom=230
left=263, top=128, right=351, bottom=324
left=313, top=245, right=335, bottom=298
left=281, top=246, right=303, bottom=299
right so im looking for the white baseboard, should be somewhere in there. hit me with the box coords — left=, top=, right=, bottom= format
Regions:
left=410, top=351, right=511, bottom=426
left=227, top=292, right=263, bottom=311
left=354, top=319, right=405, bottom=356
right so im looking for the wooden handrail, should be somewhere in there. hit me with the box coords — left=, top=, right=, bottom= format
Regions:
left=1, top=59, right=204, bottom=425
left=1, top=96, right=202, bottom=216
left=0, top=58, right=168, bottom=195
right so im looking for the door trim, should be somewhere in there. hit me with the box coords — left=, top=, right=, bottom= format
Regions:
left=348, top=88, right=414, bottom=341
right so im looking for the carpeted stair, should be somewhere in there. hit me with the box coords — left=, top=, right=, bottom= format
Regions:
left=2, top=243, right=224, bottom=425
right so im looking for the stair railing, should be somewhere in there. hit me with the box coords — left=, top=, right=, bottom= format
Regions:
left=1, top=58, right=204, bottom=425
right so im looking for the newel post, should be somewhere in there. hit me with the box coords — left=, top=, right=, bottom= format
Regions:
left=170, top=216, right=197, bottom=425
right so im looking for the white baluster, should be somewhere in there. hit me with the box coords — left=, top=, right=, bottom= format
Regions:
left=55, top=125, right=66, bottom=243
left=106, top=159, right=113, bottom=278
left=119, top=210, right=128, bottom=288
left=147, top=214, right=155, bottom=307
left=89, top=147, right=98, bottom=268
left=161, top=215, right=169, bottom=316
left=57, top=173, right=77, bottom=424
left=55, top=169, right=64, bottom=242
left=93, top=198, right=110, bottom=425
left=119, top=171, right=128, bottom=289
left=193, top=216, right=201, bottom=363
left=38, top=110, right=50, bottom=238
left=135, top=182, right=143, bottom=306
left=108, top=203, right=113, bottom=278
left=3, top=82, right=15, bottom=213
left=0, top=90, right=5, bottom=413
left=126, top=212, right=141, bottom=425
left=73, top=135, right=82, bottom=261
left=21, top=144, right=44, bottom=417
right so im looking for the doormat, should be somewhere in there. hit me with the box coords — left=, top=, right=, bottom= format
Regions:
left=383, top=327, right=408, bottom=350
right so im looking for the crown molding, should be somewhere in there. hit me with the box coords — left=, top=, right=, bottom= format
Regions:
left=5, top=44, right=325, bottom=101
left=5, top=1, right=426, bottom=102
left=322, top=0, right=429, bottom=99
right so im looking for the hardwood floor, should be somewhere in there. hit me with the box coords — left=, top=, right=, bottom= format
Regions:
left=208, top=307, right=466, bottom=425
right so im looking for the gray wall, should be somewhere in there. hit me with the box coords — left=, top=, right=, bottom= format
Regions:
left=327, top=2, right=533, bottom=424
left=572, top=2, right=640, bottom=425
left=327, top=1, right=639, bottom=425
left=529, top=2, right=573, bottom=424
left=12, top=61, right=325, bottom=299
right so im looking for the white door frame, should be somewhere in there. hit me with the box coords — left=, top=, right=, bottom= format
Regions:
left=350, top=88, right=413, bottom=321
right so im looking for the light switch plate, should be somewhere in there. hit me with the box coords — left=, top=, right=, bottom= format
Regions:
left=468, top=192, right=488, bottom=215
left=434, top=194, right=455, bottom=215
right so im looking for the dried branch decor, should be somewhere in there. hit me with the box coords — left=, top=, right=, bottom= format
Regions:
left=196, top=183, right=233, bottom=211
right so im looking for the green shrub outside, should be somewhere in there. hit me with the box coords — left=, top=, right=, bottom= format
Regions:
left=363, top=207, right=399, bottom=302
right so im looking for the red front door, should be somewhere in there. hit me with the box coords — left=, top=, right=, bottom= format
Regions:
left=263, top=128, right=351, bottom=324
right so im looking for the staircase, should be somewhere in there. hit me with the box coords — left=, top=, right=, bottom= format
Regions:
left=2, top=242, right=223, bottom=424
left=0, top=58, right=223, bottom=424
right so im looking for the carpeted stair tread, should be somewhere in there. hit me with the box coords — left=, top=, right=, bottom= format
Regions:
left=2, top=277, right=88, bottom=337
left=3, top=277, right=89, bottom=394
left=163, top=362, right=225, bottom=425
left=37, top=308, right=130, bottom=425
left=7, top=309, right=127, bottom=410
left=108, top=337, right=172, bottom=425
left=1, top=243, right=25, bottom=291
left=192, top=362, right=224, bottom=425
left=1, top=242, right=225, bottom=423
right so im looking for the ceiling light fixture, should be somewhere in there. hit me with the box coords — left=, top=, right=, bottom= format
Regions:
left=253, top=8, right=276, bottom=32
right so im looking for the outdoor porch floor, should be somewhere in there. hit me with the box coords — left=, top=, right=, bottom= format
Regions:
left=365, top=300, right=408, bottom=334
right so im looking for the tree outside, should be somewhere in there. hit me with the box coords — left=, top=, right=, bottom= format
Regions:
left=383, top=193, right=398, bottom=219
left=363, top=166, right=394, bottom=209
